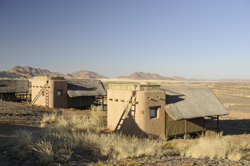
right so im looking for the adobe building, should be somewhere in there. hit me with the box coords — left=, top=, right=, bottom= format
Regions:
left=31, top=76, right=67, bottom=108
left=31, top=76, right=106, bottom=108
left=0, top=79, right=29, bottom=101
left=108, top=84, right=166, bottom=137
left=107, top=84, right=229, bottom=138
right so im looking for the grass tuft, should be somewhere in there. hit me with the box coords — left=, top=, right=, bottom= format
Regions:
left=11, top=129, right=33, bottom=160
left=9, top=107, right=171, bottom=165
left=9, top=106, right=250, bottom=165
left=31, top=140, right=54, bottom=165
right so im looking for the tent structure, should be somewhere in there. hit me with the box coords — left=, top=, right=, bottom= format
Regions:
left=67, top=79, right=107, bottom=108
left=107, top=84, right=229, bottom=138
left=0, top=79, right=29, bottom=101
left=163, top=87, right=229, bottom=137
left=67, top=79, right=107, bottom=97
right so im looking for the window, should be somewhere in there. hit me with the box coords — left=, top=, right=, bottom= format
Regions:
left=150, top=108, right=157, bottom=118
left=57, top=90, right=62, bottom=96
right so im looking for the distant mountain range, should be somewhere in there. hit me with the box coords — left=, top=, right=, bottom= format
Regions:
left=0, top=66, right=249, bottom=82
left=0, top=66, right=107, bottom=79
left=116, top=72, right=186, bottom=81
left=117, top=72, right=250, bottom=82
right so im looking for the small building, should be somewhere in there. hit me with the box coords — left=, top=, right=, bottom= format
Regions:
left=0, top=79, right=29, bottom=101
left=67, top=79, right=107, bottom=109
left=31, top=76, right=67, bottom=108
left=31, top=76, right=107, bottom=108
left=108, top=84, right=166, bottom=137
left=164, top=87, right=229, bottom=137
left=107, top=84, right=229, bottom=138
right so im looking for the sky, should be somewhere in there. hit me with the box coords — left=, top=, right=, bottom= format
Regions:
left=0, top=0, right=250, bottom=80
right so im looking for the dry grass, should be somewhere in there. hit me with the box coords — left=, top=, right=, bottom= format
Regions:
left=90, top=105, right=107, bottom=128
left=9, top=94, right=250, bottom=166
left=168, top=133, right=250, bottom=161
left=10, top=125, right=171, bottom=164
left=9, top=105, right=172, bottom=165
left=11, top=129, right=33, bottom=160
left=10, top=111, right=250, bottom=165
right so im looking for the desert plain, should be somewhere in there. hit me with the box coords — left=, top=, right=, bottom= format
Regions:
left=0, top=80, right=250, bottom=165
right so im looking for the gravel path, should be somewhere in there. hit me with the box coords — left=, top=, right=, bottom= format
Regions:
left=0, top=101, right=250, bottom=165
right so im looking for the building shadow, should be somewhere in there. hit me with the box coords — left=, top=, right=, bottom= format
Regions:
left=117, top=108, right=160, bottom=138
left=163, top=89, right=185, bottom=104
left=219, top=119, right=250, bottom=135
left=165, top=94, right=185, bottom=104
left=0, top=122, right=44, bottom=148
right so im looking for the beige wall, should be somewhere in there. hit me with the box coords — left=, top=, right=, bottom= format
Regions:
left=31, top=80, right=48, bottom=106
left=107, top=90, right=166, bottom=137
left=31, top=80, right=67, bottom=108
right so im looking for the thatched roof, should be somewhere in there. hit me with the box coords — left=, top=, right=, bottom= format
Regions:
left=67, top=79, right=107, bottom=97
left=0, top=79, right=29, bottom=93
left=162, top=87, right=229, bottom=120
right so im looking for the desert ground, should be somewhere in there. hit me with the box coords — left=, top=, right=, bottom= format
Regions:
left=1, top=80, right=250, bottom=165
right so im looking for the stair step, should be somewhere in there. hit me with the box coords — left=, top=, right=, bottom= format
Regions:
left=114, top=94, right=137, bottom=133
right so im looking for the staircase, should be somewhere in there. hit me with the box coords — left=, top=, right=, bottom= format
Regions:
left=114, top=94, right=137, bottom=133
left=45, top=88, right=49, bottom=107
left=30, top=83, right=48, bottom=106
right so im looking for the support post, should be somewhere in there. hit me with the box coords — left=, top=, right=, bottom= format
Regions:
left=217, top=115, right=219, bottom=133
left=184, top=120, right=187, bottom=139
left=80, top=96, right=81, bottom=110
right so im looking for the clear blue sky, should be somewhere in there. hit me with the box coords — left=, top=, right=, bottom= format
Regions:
left=0, top=0, right=250, bottom=79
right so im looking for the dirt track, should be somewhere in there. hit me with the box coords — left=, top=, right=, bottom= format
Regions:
left=0, top=100, right=250, bottom=165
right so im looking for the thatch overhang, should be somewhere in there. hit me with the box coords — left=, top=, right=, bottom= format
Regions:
left=67, top=79, right=107, bottom=98
left=0, top=79, right=29, bottom=93
left=162, top=87, right=229, bottom=120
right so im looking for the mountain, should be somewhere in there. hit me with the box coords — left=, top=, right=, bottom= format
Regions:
left=0, top=66, right=106, bottom=79
left=2, top=66, right=250, bottom=82
left=0, top=71, right=26, bottom=79
left=116, top=72, right=250, bottom=82
left=5, top=66, right=64, bottom=79
left=172, top=76, right=187, bottom=81
left=65, top=70, right=107, bottom=79
left=116, top=72, right=177, bottom=80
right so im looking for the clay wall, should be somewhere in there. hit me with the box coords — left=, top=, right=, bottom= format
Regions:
left=107, top=90, right=166, bottom=137
left=31, top=79, right=67, bottom=108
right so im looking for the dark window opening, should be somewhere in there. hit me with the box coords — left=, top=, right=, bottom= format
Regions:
left=150, top=108, right=157, bottom=118
left=149, top=106, right=161, bottom=119
left=57, top=90, right=62, bottom=96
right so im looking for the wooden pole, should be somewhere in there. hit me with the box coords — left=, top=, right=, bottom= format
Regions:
left=217, top=115, right=219, bottom=133
left=80, top=97, right=82, bottom=110
left=184, top=120, right=187, bottom=139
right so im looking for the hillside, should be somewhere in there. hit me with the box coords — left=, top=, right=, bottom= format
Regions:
left=1, top=66, right=249, bottom=82
left=116, top=72, right=186, bottom=81
left=65, top=70, right=107, bottom=79
left=0, top=66, right=106, bottom=79
left=115, top=72, right=250, bottom=82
